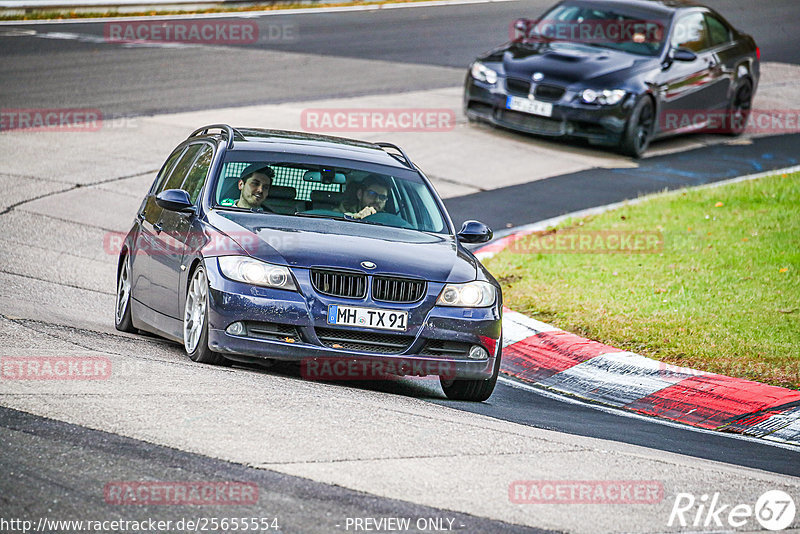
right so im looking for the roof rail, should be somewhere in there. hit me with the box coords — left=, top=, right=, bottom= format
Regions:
left=375, top=142, right=415, bottom=169
left=188, top=124, right=245, bottom=149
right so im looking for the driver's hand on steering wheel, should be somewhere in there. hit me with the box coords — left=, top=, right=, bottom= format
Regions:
left=352, top=206, right=377, bottom=219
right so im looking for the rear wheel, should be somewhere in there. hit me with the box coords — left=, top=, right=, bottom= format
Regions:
left=726, top=78, right=753, bottom=136
left=619, top=97, right=655, bottom=158
left=184, top=265, right=227, bottom=366
left=114, top=253, right=136, bottom=333
left=440, top=336, right=501, bottom=402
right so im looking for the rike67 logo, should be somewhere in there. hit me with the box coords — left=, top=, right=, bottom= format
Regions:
left=669, top=490, right=797, bottom=531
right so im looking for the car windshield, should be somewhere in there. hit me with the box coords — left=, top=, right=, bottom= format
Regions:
left=213, top=160, right=449, bottom=234
left=527, top=2, right=669, bottom=56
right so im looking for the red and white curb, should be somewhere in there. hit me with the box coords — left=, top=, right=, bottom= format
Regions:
left=481, top=166, right=800, bottom=446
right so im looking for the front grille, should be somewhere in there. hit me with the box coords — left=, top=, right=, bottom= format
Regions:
left=506, top=78, right=531, bottom=95
left=315, top=327, right=414, bottom=354
left=497, top=110, right=565, bottom=136
left=420, top=340, right=472, bottom=358
left=372, top=277, right=426, bottom=303
left=245, top=321, right=301, bottom=342
left=533, top=83, right=565, bottom=102
left=311, top=269, right=366, bottom=299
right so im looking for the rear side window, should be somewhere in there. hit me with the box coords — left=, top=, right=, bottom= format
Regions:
left=180, top=145, right=214, bottom=203
left=159, top=144, right=203, bottom=193
left=672, top=12, right=708, bottom=52
left=151, top=146, right=186, bottom=194
left=705, top=14, right=731, bottom=47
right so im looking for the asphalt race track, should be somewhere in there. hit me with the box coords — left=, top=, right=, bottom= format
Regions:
left=1, top=1, right=800, bottom=532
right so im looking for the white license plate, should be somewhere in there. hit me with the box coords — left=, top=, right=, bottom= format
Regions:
left=506, top=96, right=553, bottom=117
left=327, top=305, right=408, bottom=332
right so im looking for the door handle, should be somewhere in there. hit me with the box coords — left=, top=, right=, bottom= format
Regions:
left=153, top=223, right=163, bottom=234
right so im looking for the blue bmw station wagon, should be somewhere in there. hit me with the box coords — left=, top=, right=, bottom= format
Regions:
left=115, top=125, right=502, bottom=401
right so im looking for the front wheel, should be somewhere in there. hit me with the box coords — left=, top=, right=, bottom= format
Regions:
left=184, top=265, right=227, bottom=366
left=619, top=97, right=655, bottom=158
left=440, top=336, right=501, bottom=402
left=114, top=253, right=136, bottom=333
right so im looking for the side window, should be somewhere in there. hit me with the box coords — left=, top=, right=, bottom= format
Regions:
left=159, top=144, right=203, bottom=194
left=180, top=145, right=214, bottom=203
left=671, top=12, right=708, bottom=53
left=151, top=146, right=186, bottom=194
left=705, top=14, right=731, bottom=47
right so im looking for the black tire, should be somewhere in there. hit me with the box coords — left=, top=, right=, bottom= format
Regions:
left=440, top=335, right=502, bottom=402
left=726, top=77, right=753, bottom=136
left=114, top=253, right=137, bottom=333
left=183, top=264, right=228, bottom=366
left=619, top=96, right=655, bottom=158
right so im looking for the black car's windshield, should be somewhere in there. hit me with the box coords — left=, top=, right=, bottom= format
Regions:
left=213, top=161, right=449, bottom=234
left=527, top=2, right=669, bottom=56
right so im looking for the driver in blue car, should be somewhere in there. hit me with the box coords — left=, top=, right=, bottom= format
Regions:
left=220, top=163, right=275, bottom=211
left=338, top=174, right=390, bottom=219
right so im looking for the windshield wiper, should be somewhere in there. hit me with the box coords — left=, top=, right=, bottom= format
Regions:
left=293, top=212, right=352, bottom=222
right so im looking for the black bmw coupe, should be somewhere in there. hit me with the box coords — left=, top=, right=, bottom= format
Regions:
left=464, top=0, right=759, bottom=157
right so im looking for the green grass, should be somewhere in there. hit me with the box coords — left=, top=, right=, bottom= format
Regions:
left=485, top=172, right=800, bottom=388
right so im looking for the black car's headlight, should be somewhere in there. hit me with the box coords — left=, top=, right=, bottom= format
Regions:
left=471, top=62, right=498, bottom=85
left=218, top=256, right=297, bottom=291
left=436, top=281, right=496, bottom=307
left=581, top=89, right=627, bottom=106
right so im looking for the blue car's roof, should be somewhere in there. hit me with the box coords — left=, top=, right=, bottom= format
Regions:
left=223, top=128, right=412, bottom=170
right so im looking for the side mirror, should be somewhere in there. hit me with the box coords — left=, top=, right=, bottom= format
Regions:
left=671, top=47, right=697, bottom=62
left=156, top=189, right=195, bottom=213
left=512, top=18, right=533, bottom=42
left=458, top=220, right=493, bottom=244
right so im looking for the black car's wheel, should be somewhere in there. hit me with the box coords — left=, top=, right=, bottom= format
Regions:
left=183, top=264, right=227, bottom=365
left=726, top=78, right=753, bottom=136
left=440, top=336, right=501, bottom=402
left=619, top=97, right=655, bottom=158
left=114, top=253, right=136, bottom=333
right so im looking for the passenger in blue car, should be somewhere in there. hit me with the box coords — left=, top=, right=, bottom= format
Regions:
left=220, top=163, right=275, bottom=211
left=337, top=174, right=391, bottom=219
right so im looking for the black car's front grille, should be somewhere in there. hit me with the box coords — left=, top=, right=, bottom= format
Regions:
left=311, top=269, right=367, bottom=299
left=315, top=327, right=414, bottom=354
left=420, top=340, right=473, bottom=358
left=506, top=78, right=531, bottom=95
left=372, top=277, right=426, bottom=303
left=244, top=321, right=301, bottom=342
left=533, top=83, right=565, bottom=102
left=497, top=110, right=565, bottom=136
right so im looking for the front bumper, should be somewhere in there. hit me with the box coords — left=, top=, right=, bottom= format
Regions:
left=204, top=259, right=502, bottom=380
left=464, top=75, right=633, bottom=146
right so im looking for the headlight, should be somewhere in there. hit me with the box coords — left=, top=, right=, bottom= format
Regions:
left=581, top=89, right=627, bottom=105
left=436, top=281, right=496, bottom=307
left=218, top=256, right=297, bottom=291
left=471, top=62, right=498, bottom=85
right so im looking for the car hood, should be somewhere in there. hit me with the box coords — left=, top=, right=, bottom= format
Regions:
left=207, top=211, right=478, bottom=283
left=487, top=42, right=647, bottom=85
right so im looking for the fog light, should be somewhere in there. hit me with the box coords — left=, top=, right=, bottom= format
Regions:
left=468, top=345, right=489, bottom=360
left=226, top=321, right=245, bottom=336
